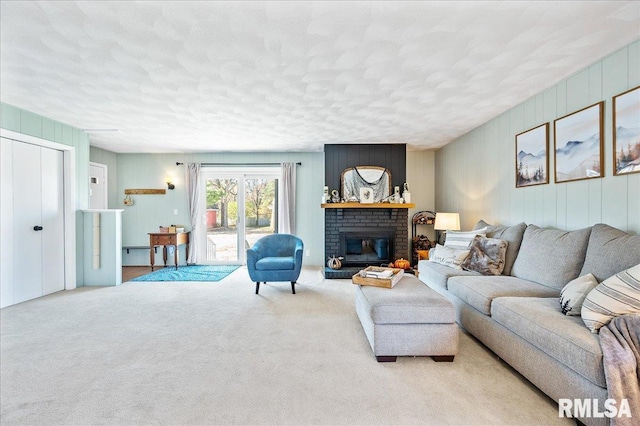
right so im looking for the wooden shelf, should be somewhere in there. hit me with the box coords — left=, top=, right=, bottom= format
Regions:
left=124, top=189, right=166, bottom=195
left=321, top=203, right=415, bottom=209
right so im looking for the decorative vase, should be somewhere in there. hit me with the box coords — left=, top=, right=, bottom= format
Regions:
left=403, top=182, right=411, bottom=203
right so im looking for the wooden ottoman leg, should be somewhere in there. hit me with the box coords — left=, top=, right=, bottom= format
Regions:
left=376, top=356, right=397, bottom=362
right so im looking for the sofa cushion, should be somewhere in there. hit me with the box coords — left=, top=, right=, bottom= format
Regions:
left=429, top=244, right=470, bottom=270
left=511, top=225, right=591, bottom=290
left=491, top=297, right=605, bottom=388
left=474, top=221, right=527, bottom=276
left=255, top=256, right=294, bottom=270
left=581, top=263, right=640, bottom=333
left=579, top=223, right=640, bottom=282
left=356, top=275, right=455, bottom=325
left=559, top=273, right=598, bottom=316
left=462, top=235, right=508, bottom=276
left=448, top=275, right=559, bottom=315
left=417, top=260, right=479, bottom=292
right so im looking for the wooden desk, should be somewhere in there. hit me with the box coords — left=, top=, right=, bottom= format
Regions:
left=148, top=232, right=190, bottom=271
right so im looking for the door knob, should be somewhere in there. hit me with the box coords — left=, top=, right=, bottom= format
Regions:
left=33, top=226, right=43, bottom=231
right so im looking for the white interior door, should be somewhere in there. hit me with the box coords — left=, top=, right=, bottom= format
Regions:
left=12, top=141, right=44, bottom=303
left=89, top=162, right=107, bottom=209
left=0, top=138, right=65, bottom=306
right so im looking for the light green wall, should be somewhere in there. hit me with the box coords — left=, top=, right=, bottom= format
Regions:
left=90, top=146, right=119, bottom=208
left=435, top=40, right=640, bottom=234
left=1, top=102, right=91, bottom=285
left=116, top=151, right=326, bottom=266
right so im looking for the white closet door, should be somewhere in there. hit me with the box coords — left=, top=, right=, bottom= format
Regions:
left=41, top=147, right=65, bottom=295
left=12, top=141, right=44, bottom=304
left=2, top=139, right=65, bottom=306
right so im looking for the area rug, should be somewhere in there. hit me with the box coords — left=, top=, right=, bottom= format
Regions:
left=131, top=265, right=240, bottom=282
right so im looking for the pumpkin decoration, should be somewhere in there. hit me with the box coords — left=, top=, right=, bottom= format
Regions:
left=394, top=258, right=411, bottom=269
left=327, top=256, right=343, bottom=270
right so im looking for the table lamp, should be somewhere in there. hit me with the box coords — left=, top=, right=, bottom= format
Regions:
left=434, top=212, right=460, bottom=245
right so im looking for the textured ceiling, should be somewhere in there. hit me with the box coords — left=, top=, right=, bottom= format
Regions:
left=1, top=1, right=639, bottom=153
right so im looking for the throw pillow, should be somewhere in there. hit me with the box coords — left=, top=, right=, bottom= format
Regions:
left=581, top=264, right=640, bottom=333
left=473, top=220, right=527, bottom=276
left=462, top=236, right=508, bottom=276
left=444, top=228, right=487, bottom=249
left=559, top=273, right=598, bottom=316
left=429, top=244, right=471, bottom=270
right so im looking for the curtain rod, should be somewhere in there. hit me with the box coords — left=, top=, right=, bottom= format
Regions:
left=176, top=162, right=301, bottom=166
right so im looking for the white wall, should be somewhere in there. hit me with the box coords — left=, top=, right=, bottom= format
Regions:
left=407, top=150, right=437, bottom=247
left=435, top=40, right=640, bottom=233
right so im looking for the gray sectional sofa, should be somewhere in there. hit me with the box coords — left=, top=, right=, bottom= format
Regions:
left=417, top=222, right=640, bottom=426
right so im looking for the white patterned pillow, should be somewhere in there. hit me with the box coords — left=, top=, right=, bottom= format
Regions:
left=429, top=244, right=471, bottom=270
left=581, top=264, right=640, bottom=333
left=444, top=227, right=487, bottom=249
left=560, top=273, right=598, bottom=316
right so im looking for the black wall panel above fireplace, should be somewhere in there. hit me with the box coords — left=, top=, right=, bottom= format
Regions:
left=324, top=144, right=406, bottom=198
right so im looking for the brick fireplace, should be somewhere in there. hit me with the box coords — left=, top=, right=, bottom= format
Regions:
left=324, top=207, right=409, bottom=278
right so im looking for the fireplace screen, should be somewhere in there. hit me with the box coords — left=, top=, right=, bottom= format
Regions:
left=340, top=229, right=395, bottom=266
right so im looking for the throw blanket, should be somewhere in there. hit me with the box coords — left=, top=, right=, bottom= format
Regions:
left=599, top=314, right=640, bottom=426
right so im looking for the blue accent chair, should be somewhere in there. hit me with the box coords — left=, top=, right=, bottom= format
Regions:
left=246, top=234, right=304, bottom=294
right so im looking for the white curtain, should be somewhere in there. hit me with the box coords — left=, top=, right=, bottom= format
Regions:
left=278, top=162, right=297, bottom=234
left=185, top=163, right=201, bottom=264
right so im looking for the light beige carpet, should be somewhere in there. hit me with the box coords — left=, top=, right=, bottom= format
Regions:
left=0, top=266, right=572, bottom=426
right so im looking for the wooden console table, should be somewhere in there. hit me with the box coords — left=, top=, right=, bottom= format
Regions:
left=148, top=232, right=190, bottom=271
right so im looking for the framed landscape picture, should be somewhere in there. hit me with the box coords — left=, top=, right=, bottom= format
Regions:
left=613, top=86, right=640, bottom=176
left=515, top=123, right=549, bottom=188
left=554, top=102, right=604, bottom=183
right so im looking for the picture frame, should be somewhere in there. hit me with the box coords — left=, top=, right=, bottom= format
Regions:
left=359, top=187, right=374, bottom=203
left=515, top=123, right=549, bottom=188
left=554, top=102, right=604, bottom=183
left=613, top=86, right=640, bottom=176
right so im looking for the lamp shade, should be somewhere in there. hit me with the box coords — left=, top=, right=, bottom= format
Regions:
left=434, top=212, right=460, bottom=231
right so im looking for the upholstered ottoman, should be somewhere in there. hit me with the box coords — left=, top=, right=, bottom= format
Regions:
left=355, top=274, right=458, bottom=362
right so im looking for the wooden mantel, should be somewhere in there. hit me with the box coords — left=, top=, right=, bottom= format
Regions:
left=321, top=203, right=415, bottom=209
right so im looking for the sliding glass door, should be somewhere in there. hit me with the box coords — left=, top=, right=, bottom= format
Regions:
left=201, top=167, right=279, bottom=265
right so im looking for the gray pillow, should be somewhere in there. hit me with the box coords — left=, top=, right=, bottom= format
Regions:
left=473, top=220, right=526, bottom=275
left=511, top=225, right=592, bottom=290
left=579, top=223, right=640, bottom=282
left=462, top=235, right=508, bottom=276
